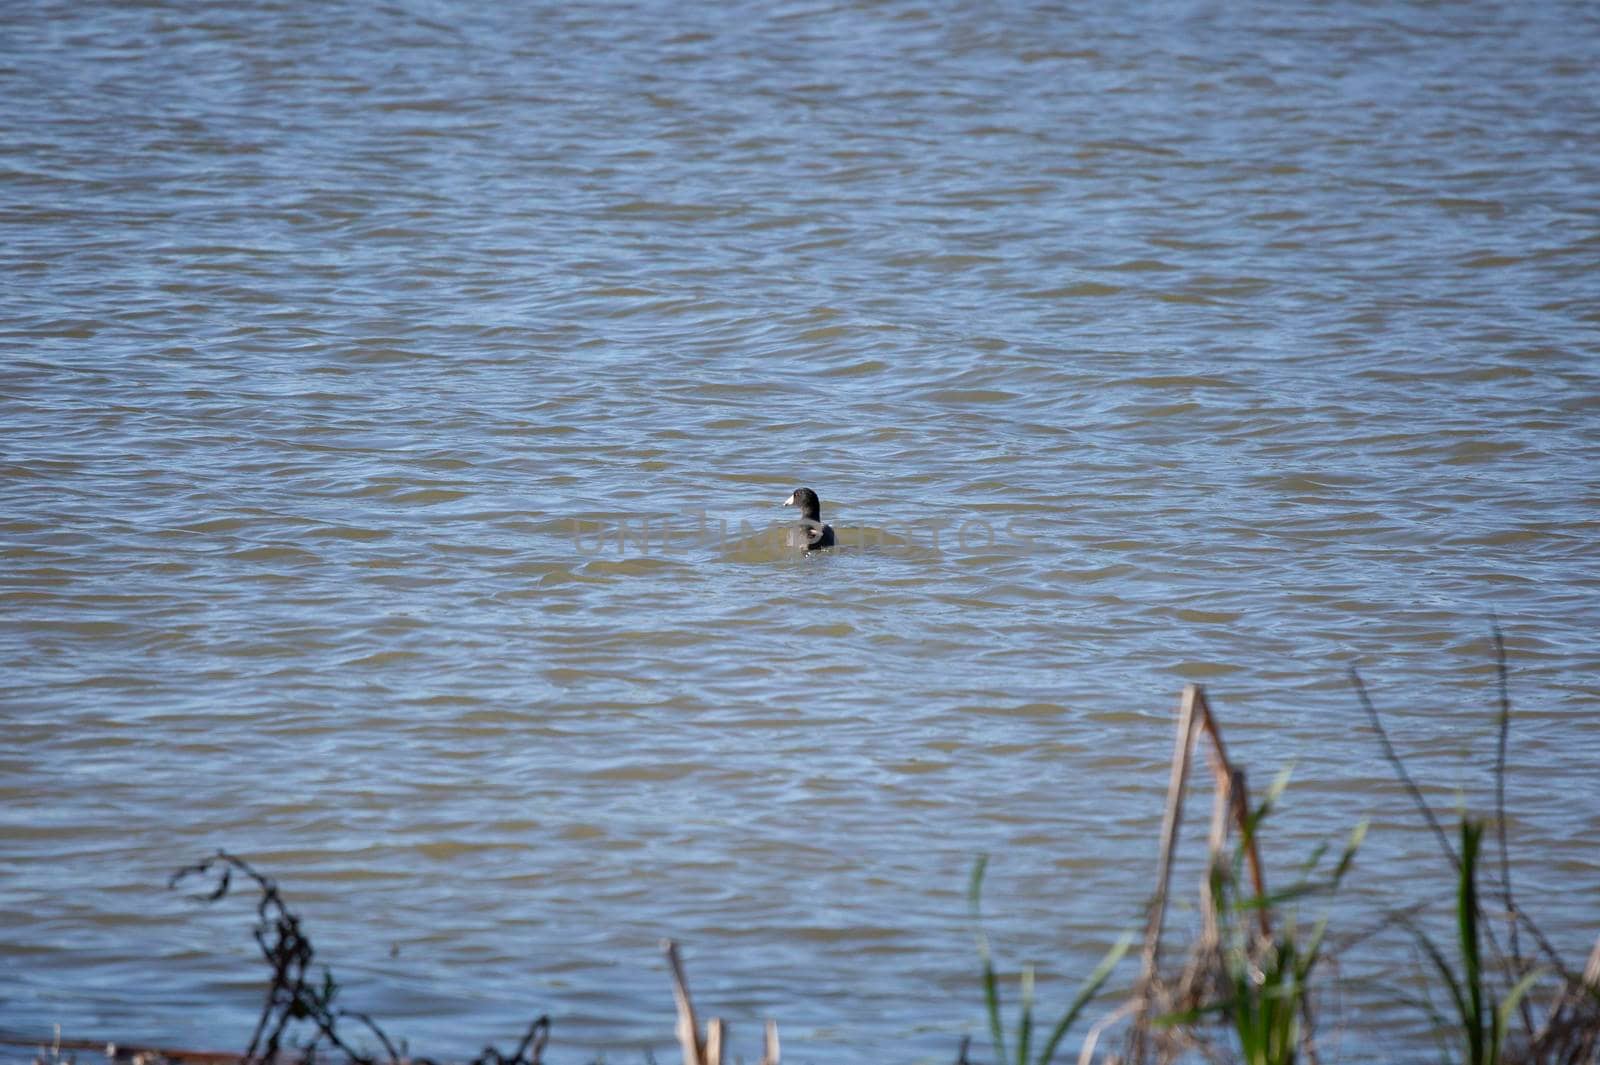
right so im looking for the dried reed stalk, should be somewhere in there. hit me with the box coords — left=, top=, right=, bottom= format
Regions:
left=761, top=1018, right=781, bottom=1065
left=661, top=939, right=780, bottom=1065
left=1120, top=685, right=1274, bottom=1064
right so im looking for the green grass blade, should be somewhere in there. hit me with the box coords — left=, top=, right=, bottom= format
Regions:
left=1332, top=819, right=1369, bottom=885
left=969, top=857, right=1008, bottom=1065
left=1301, top=916, right=1330, bottom=975
left=1413, top=927, right=1470, bottom=1030
left=1235, top=882, right=1333, bottom=911
left=1297, top=841, right=1330, bottom=877
left=968, top=855, right=990, bottom=936
left=1018, top=965, right=1034, bottom=1065
left=1459, top=822, right=1485, bottom=1065
left=1492, top=967, right=1545, bottom=1065
left=983, top=958, right=1006, bottom=1065
left=1034, top=932, right=1133, bottom=1065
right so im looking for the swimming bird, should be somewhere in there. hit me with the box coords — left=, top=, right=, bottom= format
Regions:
left=783, top=487, right=835, bottom=550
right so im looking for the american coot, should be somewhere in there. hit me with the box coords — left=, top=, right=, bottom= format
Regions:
left=783, top=487, right=835, bottom=550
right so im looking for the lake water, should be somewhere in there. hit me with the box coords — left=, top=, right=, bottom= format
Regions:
left=2, top=1, right=1598, bottom=1062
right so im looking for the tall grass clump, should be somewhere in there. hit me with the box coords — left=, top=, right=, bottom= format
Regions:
left=1410, top=820, right=1543, bottom=1065
left=1352, top=625, right=1600, bottom=1064
left=1183, top=769, right=1366, bottom=1065
left=1046, top=634, right=1599, bottom=1064
left=1081, top=684, right=1365, bottom=1065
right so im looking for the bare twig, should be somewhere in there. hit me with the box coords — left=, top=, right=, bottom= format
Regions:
left=172, top=852, right=547, bottom=1065
left=342, top=1013, right=400, bottom=1064
left=1077, top=998, right=1137, bottom=1065
left=467, top=1016, right=549, bottom=1065
left=171, top=852, right=368, bottom=1064
left=1348, top=668, right=1458, bottom=871
left=1490, top=617, right=1536, bottom=1039
left=1527, top=932, right=1600, bottom=1064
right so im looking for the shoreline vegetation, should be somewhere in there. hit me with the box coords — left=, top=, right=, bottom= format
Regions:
left=9, top=629, right=1598, bottom=1065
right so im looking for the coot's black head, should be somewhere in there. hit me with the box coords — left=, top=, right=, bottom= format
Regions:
left=782, top=487, right=823, bottom=523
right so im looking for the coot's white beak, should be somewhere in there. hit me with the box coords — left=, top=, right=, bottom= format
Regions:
left=782, top=492, right=796, bottom=506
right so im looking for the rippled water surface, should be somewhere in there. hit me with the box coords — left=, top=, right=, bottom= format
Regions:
left=3, top=1, right=1599, bottom=1061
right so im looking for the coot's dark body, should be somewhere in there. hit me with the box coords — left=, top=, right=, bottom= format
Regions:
left=783, top=487, right=835, bottom=550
